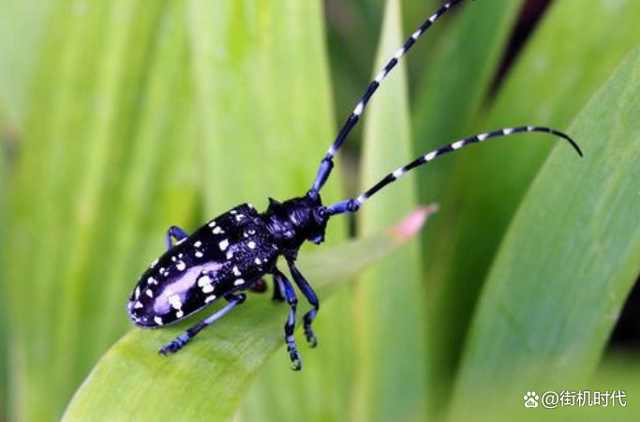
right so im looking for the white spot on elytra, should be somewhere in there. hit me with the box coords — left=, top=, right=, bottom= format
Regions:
left=219, top=239, right=229, bottom=251
left=198, top=274, right=214, bottom=294
left=134, top=301, right=143, bottom=309
left=154, top=316, right=163, bottom=325
left=226, top=251, right=234, bottom=259
left=176, top=310, right=184, bottom=319
left=248, top=241, right=256, bottom=249
left=205, top=295, right=217, bottom=304
left=235, top=214, right=245, bottom=221
left=233, top=266, right=241, bottom=276
left=194, top=241, right=202, bottom=247
left=176, top=261, right=186, bottom=271
left=234, top=279, right=245, bottom=286
left=208, top=221, right=216, bottom=227
left=213, top=226, right=223, bottom=234
left=148, top=276, right=157, bottom=285
left=150, top=259, right=159, bottom=268
left=254, top=258, right=262, bottom=265
left=146, top=289, right=153, bottom=298
left=171, top=256, right=177, bottom=262
left=135, top=287, right=140, bottom=299
left=195, top=251, right=203, bottom=258
left=169, top=294, right=182, bottom=310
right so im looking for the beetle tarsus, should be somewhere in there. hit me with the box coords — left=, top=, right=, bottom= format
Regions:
left=159, top=334, right=189, bottom=355
left=289, top=348, right=302, bottom=371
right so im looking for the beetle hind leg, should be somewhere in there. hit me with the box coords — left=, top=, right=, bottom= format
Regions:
left=158, top=293, right=246, bottom=356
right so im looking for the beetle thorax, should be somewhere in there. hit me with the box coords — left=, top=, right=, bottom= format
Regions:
left=261, top=194, right=329, bottom=252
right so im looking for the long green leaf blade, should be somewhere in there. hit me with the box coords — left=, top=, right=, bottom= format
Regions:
left=450, top=44, right=640, bottom=419
left=424, top=0, right=640, bottom=406
left=351, top=1, right=427, bottom=420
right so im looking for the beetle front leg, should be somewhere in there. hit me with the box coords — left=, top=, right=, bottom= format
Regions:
left=159, top=293, right=246, bottom=355
left=287, top=259, right=319, bottom=347
left=273, top=268, right=302, bottom=370
left=166, top=225, right=189, bottom=249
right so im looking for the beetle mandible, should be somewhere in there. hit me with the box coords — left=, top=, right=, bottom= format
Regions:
left=127, top=0, right=582, bottom=370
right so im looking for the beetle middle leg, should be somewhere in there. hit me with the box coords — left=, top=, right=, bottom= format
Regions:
left=271, top=277, right=285, bottom=302
left=273, top=268, right=302, bottom=370
left=287, top=259, right=319, bottom=347
left=166, top=225, right=189, bottom=249
left=158, top=293, right=246, bottom=355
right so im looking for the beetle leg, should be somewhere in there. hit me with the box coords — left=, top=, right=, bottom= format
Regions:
left=287, top=259, right=319, bottom=348
left=271, top=276, right=285, bottom=302
left=158, top=293, right=246, bottom=356
left=273, top=268, right=302, bottom=371
left=166, top=225, right=189, bottom=249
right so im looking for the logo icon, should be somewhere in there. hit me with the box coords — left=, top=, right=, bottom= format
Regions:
left=524, top=391, right=540, bottom=408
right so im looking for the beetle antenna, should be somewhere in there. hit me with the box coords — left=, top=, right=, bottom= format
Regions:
left=309, top=0, right=470, bottom=198
left=325, top=126, right=583, bottom=215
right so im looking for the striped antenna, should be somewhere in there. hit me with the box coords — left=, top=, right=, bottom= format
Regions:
left=309, top=0, right=469, bottom=197
left=325, top=126, right=583, bottom=215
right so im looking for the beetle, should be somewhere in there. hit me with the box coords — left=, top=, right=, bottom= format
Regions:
left=127, top=0, right=582, bottom=370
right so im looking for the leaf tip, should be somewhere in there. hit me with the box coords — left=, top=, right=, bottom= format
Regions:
left=388, top=204, right=439, bottom=242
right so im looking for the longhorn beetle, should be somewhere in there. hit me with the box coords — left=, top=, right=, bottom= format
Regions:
left=127, top=0, right=582, bottom=370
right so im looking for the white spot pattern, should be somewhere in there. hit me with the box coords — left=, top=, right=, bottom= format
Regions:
left=452, top=141, right=465, bottom=150
left=169, top=294, right=182, bottom=310
left=353, top=102, right=364, bottom=116
left=425, top=151, right=437, bottom=161
left=219, top=239, right=229, bottom=251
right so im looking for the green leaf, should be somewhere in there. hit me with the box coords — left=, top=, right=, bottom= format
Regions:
left=408, top=0, right=524, bottom=407
left=1, top=1, right=199, bottom=420
left=62, top=212, right=432, bottom=421
left=187, top=0, right=341, bottom=212
left=423, top=0, right=640, bottom=404
left=412, top=0, right=523, bottom=158
left=449, top=44, right=640, bottom=419
left=0, top=0, right=51, bottom=129
left=187, top=2, right=353, bottom=421
left=351, top=0, right=428, bottom=421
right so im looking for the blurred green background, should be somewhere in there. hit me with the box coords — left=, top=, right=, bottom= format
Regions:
left=1, top=0, right=640, bottom=421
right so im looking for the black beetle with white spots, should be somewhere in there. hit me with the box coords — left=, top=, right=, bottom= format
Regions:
left=127, top=0, right=582, bottom=371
